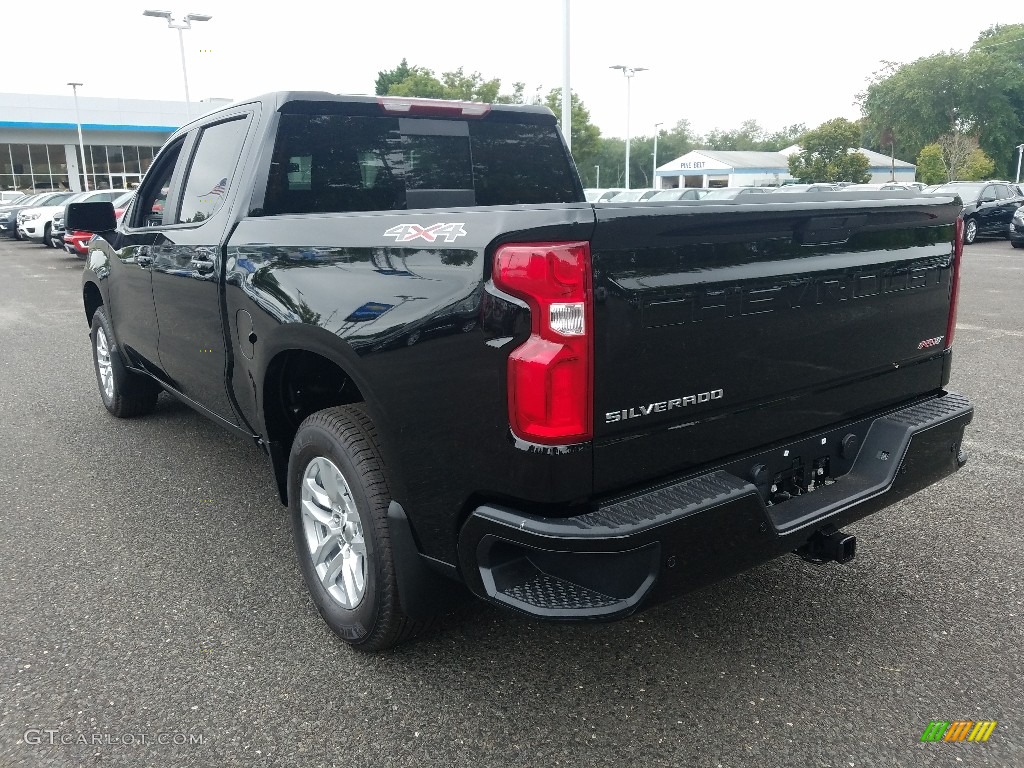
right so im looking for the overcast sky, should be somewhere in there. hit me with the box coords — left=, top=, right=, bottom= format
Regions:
left=4, top=1, right=1021, bottom=143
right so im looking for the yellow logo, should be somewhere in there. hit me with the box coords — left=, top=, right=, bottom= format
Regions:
left=920, top=721, right=997, bottom=742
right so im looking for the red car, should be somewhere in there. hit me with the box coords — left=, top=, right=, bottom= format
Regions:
left=65, top=191, right=135, bottom=257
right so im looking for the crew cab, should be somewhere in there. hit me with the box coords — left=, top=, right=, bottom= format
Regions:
left=68, top=92, right=973, bottom=651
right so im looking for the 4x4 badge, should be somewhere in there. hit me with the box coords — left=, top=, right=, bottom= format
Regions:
left=383, top=223, right=467, bottom=243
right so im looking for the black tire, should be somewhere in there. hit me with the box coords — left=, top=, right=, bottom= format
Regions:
left=1012, top=241, right=1024, bottom=249
left=42, top=223, right=52, bottom=248
left=288, top=404, right=430, bottom=652
left=963, top=217, right=978, bottom=245
left=90, top=306, right=160, bottom=418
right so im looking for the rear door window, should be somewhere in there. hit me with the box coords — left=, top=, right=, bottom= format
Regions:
left=262, top=112, right=579, bottom=215
left=177, top=116, right=250, bottom=224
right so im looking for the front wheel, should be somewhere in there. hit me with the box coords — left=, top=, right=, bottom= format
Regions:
left=1012, top=241, right=1024, bottom=249
left=42, top=223, right=52, bottom=248
left=289, top=405, right=431, bottom=651
left=963, top=217, right=978, bottom=245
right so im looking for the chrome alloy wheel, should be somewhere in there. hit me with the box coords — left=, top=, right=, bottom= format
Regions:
left=300, top=456, right=367, bottom=609
left=95, top=326, right=114, bottom=401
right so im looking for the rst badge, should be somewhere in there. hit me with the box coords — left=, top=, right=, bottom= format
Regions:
left=383, top=223, right=467, bottom=243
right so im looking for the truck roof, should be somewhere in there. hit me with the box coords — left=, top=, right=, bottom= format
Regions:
left=194, top=91, right=556, bottom=125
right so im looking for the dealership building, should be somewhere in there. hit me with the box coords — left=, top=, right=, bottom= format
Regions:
left=0, top=92, right=229, bottom=193
left=655, top=146, right=917, bottom=188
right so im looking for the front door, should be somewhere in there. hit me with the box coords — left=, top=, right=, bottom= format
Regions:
left=104, top=138, right=188, bottom=375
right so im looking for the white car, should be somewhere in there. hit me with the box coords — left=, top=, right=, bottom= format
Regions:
left=0, top=191, right=27, bottom=205
left=18, top=190, right=127, bottom=247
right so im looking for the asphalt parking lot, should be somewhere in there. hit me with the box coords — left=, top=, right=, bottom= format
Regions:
left=0, top=235, right=1021, bottom=768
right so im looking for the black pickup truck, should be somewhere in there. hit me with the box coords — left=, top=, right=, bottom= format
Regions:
left=68, top=92, right=973, bottom=651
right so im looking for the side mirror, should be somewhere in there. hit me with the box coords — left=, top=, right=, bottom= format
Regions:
left=66, top=201, right=117, bottom=233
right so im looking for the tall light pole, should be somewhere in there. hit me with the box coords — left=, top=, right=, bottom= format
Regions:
left=143, top=10, right=212, bottom=120
left=67, top=82, right=89, bottom=191
left=1016, top=144, right=1024, bottom=183
left=594, top=165, right=600, bottom=189
left=652, top=121, right=663, bottom=190
left=610, top=65, right=647, bottom=189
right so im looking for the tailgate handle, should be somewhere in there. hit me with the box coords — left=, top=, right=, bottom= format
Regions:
left=795, top=215, right=867, bottom=246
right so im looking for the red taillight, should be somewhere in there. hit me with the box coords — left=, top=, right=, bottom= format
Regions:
left=377, top=96, right=491, bottom=118
left=946, top=217, right=964, bottom=349
left=492, top=242, right=593, bottom=445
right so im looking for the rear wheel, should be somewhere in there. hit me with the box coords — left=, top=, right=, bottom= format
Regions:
left=963, top=217, right=978, bottom=245
left=90, top=307, right=160, bottom=417
left=1012, top=241, right=1024, bottom=249
left=288, top=404, right=431, bottom=651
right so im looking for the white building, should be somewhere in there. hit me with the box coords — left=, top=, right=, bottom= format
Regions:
left=0, top=92, right=230, bottom=193
left=656, top=147, right=917, bottom=189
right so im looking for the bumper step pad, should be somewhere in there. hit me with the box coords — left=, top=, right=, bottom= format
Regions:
left=460, top=392, right=973, bottom=619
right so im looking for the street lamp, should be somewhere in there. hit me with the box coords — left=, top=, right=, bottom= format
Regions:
left=609, top=64, right=648, bottom=190
left=594, top=165, right=600, bottom=189
left=1016, top=144, right=1024, bottom=183
left=67, top=82, right=89, bottom=191
left=143, top=10, right=212, bottom=120
left=652, top=121, right=663, bottom=190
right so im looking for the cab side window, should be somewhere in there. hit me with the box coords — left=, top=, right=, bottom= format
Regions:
left=177, top=117, right=250, bottom=224
left=132, top=140, right=183, bottom=228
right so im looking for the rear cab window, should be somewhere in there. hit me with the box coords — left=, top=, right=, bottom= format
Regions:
left=259, top=104, right=582, bottom=215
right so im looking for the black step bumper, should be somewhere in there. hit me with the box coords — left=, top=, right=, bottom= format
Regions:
left=458, top=392, right=973, bottom=620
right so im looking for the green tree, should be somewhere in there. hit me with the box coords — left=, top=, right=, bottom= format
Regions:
left=381, top=64, right=523, bottom=104
left=586, top=136, right=627, bottom=188
left=859, top=23, right=1024, bottom=178
left=375, top=59, right=414, bottom=96
left=788, top=118, right=871, bottom=183
left=544, top=89, right=601, bottom=168
left=963, top=148, right=996, bottom=180
left=916, top=144, right=946, bottom=184
left=763, top=123, right=808, bottom=151
left=700, top=120, right=805, bottom=152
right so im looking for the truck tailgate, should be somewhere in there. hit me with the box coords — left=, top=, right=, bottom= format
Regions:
left=590, top=195, right=960, bottom=492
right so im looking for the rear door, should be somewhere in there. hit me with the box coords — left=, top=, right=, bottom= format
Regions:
left=149, top=108, right=256, bottom=425
left=589, top=195, right=960, bottom=491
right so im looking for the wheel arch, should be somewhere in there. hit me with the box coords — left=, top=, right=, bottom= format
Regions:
left=256, top=325, right=403, bottom=507
left=83, top=281, right=103, bottom=326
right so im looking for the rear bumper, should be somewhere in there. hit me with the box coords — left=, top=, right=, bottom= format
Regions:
left=458, top=392, right=973, bottom=620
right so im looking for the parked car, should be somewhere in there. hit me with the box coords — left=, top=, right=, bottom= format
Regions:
left=63, top=191, right=134, bottom=256
left=607, top=188, right=659, bottom=202
left=929, top=181, right=1024, bottom=244
left=16, top=192, right=84, bottom=246
left=701, top=187, right=776, bottom=200
left=20, top=189, right=127, bottom=247
left=648, top=188, right=711, bottom=201
left=0, top=191, right=27, bottom=205
left=1, top=192, right=74, bottom=239
left=840, top=183, right=915, bottom=192
left=1008, top=206, right=1024, bottom=248
left=773, top=183, right=841, bottom=193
